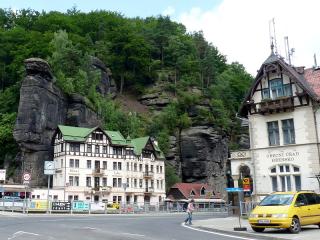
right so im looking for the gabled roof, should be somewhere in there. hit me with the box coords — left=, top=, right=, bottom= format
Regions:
left=56, top=125, right=164, bottom=156
left=168, top=183, right=219, bottom=199
left=239, top=52, right=320, bottom=116
left=58, top=125, right=96, bottom=142
left=105, top=130, right=127, bottom=146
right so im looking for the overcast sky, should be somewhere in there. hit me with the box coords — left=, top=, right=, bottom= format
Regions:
left=1, top=0, right=319, bottom=76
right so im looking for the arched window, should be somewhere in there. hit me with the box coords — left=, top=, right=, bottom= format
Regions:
left=269, top=164, right=301, bottom=192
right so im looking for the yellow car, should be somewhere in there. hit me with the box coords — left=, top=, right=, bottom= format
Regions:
left=249, top=191, right=320, bottom=233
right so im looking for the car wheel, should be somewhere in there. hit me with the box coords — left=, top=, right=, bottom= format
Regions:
left=288, top=217, right=301, bottom=234
left=252, top=227, right=265, bottom=232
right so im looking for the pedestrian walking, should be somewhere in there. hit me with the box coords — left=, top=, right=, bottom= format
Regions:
left=184, top=199, right=195, bottom=225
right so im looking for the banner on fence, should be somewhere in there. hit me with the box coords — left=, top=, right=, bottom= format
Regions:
left=52, top=201, right=71, bottom=211
left=29, top=200, right=48, bottom=210
left=72, top=201, right=90, bottom=211
left=90, top=202, right=105, bottom=211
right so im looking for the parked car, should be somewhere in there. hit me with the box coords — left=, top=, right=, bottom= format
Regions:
left=249, top=191, right=320, bottom=233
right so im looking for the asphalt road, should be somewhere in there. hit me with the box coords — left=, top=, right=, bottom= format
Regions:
left=0, top=213, right=256, bottom=240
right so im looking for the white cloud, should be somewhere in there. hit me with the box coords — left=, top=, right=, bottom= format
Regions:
left=179, top=0, right=320, bottom=76
left=162, top=6, right=175, bottom=16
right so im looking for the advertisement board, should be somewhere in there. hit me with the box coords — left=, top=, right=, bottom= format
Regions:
left=72, top=201, right=90, bottom=212
left=52, top=201, right=71, bottom=211
left=90, top=202, right=105, bottom=212
left=29, top=200, right=48, bottom=210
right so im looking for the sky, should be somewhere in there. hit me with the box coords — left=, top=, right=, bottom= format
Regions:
left=1, top=0, right=320, bottom=76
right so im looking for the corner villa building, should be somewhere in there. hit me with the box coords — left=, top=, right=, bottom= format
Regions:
left=46, top=125, right=166, bottom=204
left=230, top=48, right=320, bottom=200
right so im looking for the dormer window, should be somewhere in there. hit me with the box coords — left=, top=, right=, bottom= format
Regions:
left=200, top=187, right=206, bottom=196
left=190, top=190, right=195, bottom=196
left=262, top=78, right=292, bottom=100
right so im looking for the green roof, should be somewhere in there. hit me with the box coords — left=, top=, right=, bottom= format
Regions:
left=58, top=125, right=96, bottom=142
left=131, top=137, right=149, bottom=155
left=57, top=125, right=164, bottom=158
left=105, top=130, right=127, bottom=145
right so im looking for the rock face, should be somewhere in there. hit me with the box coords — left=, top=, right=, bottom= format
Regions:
left=13, top=58, right=109, bottom=186
left=180, top=126, right=228, bottom=193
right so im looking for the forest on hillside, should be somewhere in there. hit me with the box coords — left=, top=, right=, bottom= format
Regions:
left=0, top=8, right=253, bottom=186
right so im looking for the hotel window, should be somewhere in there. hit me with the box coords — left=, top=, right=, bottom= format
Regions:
left=87, top=160, right=91, bottom=169
left=61, top=143, right=64, bottom=152
left=134, top=163, right=137, bottom=172
left=139, top=164, right=142, bottom=172
left=87, top=144, right=92, bottom=153
left=75, top=159, right=79, bottom=168
left=134, top=179, right=137, bottom=188
left=75, top=176, right=79, bottom=186
left=157, top=180, right=159, bottom=189
left=69, top=176, right=74, bottom=186
left=127, top=162, right=129, bottom=171
left=270, top=165, right=301, bottom=191
left=160, top=166, right=163, bottom=174
left=70, top=143, right=80, bottom=152
left=151, top=165, right=154, bottom=173
left=103, top=161, right=107, bottom=170
left=127, top=178, right=129, bottom=187
left=95, top=145, right=100, bottom=154
left=113, top=178, right=117, bottom=187
left=118, top=162, right=122, bottom=171
left=267, top=121, right=280, bottom=146
left=103, top=146, right=107, bottom=154
left=102, top=178, right=107, bottom=187
left=282, top=119, right=295, bottom=144
left=69, top=159, right=74, bottom=168
left=118, top=178, right=122, bottom=187
left=86, top=177, right=91, bottom=187
left=113, top=162, right=117, bottom=170
left=139, top=179, right=143, bottom=188
left=156, top=166, right=159, bottom=173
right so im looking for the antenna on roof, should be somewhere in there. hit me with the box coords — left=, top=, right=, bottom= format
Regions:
left=314, top=54, right=318, bottom=68
left=284, top=36, right=295, bottom=65
left=269, top=18, right=278, bottom=55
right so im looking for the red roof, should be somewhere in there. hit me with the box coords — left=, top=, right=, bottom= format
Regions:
left=168, top=183, right=220, bottom=200
left=303, top=68, right=320, bottom=98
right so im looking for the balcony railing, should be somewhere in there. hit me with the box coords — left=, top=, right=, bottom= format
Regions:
left=144, top=187, right=154, bottom=194
left=91, top=186, right=111, bottom=193
left=143, top=171, right=154, bottom=178
left=246, top=96, right=295, bottom=115
left=92, top=168, right=104, bottom=175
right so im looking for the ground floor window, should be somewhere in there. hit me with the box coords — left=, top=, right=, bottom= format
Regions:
left=270, top=164, right=301, bottom=191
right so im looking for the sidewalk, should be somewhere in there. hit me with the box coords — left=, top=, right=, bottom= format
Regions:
left=192, top=217, right=320, bottom=240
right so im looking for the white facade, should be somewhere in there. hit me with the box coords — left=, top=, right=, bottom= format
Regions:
left=230, top=53, right=320, bottom=200
left=51, top=126, right=166, bottom=204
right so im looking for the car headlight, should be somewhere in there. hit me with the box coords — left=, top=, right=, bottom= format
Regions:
left=272, top=213, right=288, bottom=218
left=249, top=213, right=258, bottom=218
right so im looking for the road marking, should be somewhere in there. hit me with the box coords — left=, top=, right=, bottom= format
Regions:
left=181, top=223, right=257, bottom=240
left=8, top=231, right=39, bottom=240
left=121, top=232, right=145, bottom=237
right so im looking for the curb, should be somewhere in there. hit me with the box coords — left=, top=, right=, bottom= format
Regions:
left=194, top=226, right=289, bottom=240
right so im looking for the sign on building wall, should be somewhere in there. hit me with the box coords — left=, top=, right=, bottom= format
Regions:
left=266, top=150, right=300, bottom=163
left=0, top=169, right=6, bottom=181
left=52, top=201, right=71, bottom=211
left=230, top=151, right=251, bottom=159
left=72, top=201, right=90, bottom=211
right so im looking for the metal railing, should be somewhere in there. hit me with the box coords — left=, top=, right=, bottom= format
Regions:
left=0, top=198, right=231, bottom=215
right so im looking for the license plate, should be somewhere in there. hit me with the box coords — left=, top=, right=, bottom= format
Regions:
left=258, top=219, right=270, bottom=224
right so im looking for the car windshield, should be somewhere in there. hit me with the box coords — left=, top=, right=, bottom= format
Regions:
left=259, top=194, right=294, bottom=206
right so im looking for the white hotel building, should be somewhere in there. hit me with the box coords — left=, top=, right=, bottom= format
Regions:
left=48, top=125, right=166, bottom=204
left=230, top=49, right=320, bottom=200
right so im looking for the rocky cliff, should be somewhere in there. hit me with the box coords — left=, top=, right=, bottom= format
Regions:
left=139, top=86, right=229, bottom=193
left=13, top=58, right=112, bottom=186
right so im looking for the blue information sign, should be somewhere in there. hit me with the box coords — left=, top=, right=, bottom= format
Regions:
left=225, top=187, right=243, bottom=192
